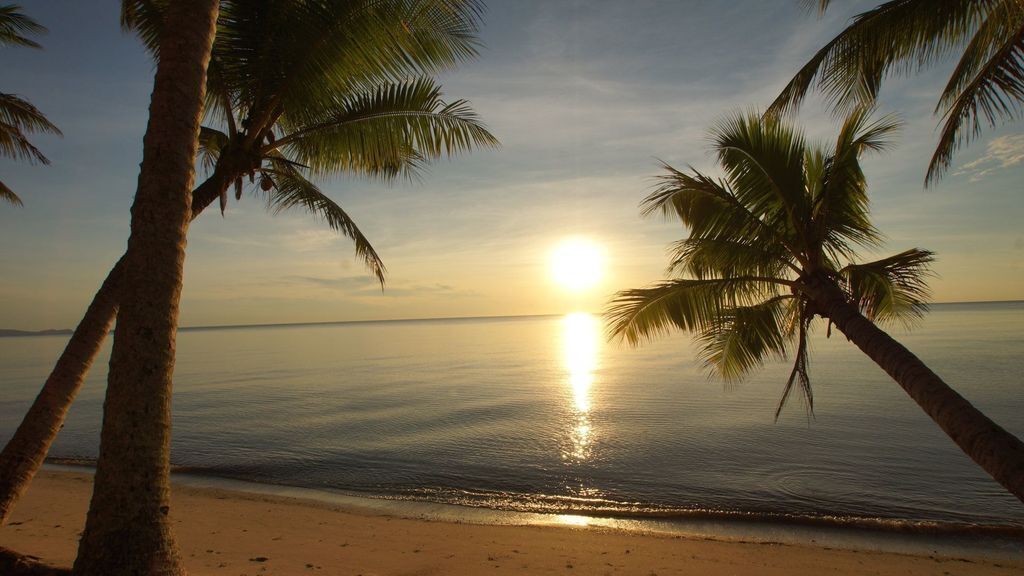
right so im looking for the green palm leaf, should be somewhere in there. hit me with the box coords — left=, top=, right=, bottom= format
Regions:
left=769, top=0, right=1023, bottom=185
left=0, top=6, right=59, bottom=206
left=263, top=157, right=386, bottom=286
left=212, top=0, right=482, bottom=124
left=769, top=0, right=987, bottom=117
left=697, top=295, right=795, bottom=381
left=606, top=278, right=788, bottom=346
left=812, top=108, right=900, bottom=258
left=929, top=8, right=1024, bottom=183
left=775, top=309, right=812, bottom=419
left=609, top=109, right=934, bottom=419
left=644, top=164, right=806, bottom=263
left=839, top=248, right=935, bottom=326
left=666, top=237, right=795, bottom=280
left=120, top=0, right=163, bottom=53
left=0, top=3, right=45, bottom=49
left=800, top=0, right=831, bottom=13
left=0, top=93, right=61, bottom=164
left=197, top=125, right=229, bottom=175
left=126, top=1, right=487, bottom=140
left=711, top=112, right=811, bottom=253
left=0, top=178, right=21, bottom=206
left=127, top=1, right=496, bottom=287
left=271, top=77, right=497, bottom=178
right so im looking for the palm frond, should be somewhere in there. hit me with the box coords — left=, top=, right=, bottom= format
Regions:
left=768, top=0, right=989, bottom=118
left=262, top=157, right=386, bottom=286
left=799, top=0, right=831, bottom=16
left=710, top=112, right=811, bottom=252
left=666, top=237, right=796, bottom=280
left=125, top=0, right=485, bottom=138
left=608, top=109, right=936, bottom=424
left=0, top=178, right=22, bottom=206
left=775, top=309, right=812, bottom=420
left=0, top=93, right=61, bottom=137
left=0, top=4, right=45, bottom=49
left=770, top=0, right=1024, bottom=184
left=928, top=12, right=1024, bottom=184
left=834, top=106, right=903, bottom=156
left=765, top=21, right=849, bottom=119
left=272, top=77, right=497, bottom=179
left=214, top=0, right=484, bottom=125
left=202, top=59, right=238, bottom=138
left=812, top=108, right=900, bottom=256
left=697, top=295, right=796, bottom=381
left=120, top=0, right=165, bottom=56
left=389, top=0, right=484, bottom=69
left=839, top=248, right=935, bottom=326
left=935, top=3, right=1024, bottom=113
left=781, top=292, right=804, bottom=337
left=196, top=126, right=229, bottom=175
left=606, top=277, right=787, bottom=346
left=0, top=93, right=61, bottom=164
left=644, top=163, right=804, bottom=262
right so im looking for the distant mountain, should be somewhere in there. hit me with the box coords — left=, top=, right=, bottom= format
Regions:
left=0, top=328, right=73, bottom=338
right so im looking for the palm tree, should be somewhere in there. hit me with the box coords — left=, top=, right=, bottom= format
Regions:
left=767, top=0, right=1024, bottom=185
left=0, top=0, right=497, bottom=524
left=0, top=3, right=61, bottom=205
left=606, top=109, right=1024, bottom=503
left=71, top=0, right=219, bottom=573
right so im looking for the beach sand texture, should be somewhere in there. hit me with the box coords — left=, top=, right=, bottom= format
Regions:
left=0, top=471, right=1020, bottom=575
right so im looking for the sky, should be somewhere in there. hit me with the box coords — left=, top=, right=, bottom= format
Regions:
left=1, top=0, right=1022, bottom=331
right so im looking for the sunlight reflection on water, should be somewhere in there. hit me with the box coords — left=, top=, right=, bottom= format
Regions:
left=553, top=513, right=592, bottom=526
left=561, top=313, right=600, bottom=462
left=3, top=305, right=1023, bottom=530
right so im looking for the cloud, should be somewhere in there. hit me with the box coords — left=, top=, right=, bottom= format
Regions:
left=953, top=134, right=1024, bottom=182
left=287, top=275, right=471, bottom=299
left=291, top=275, right=377, bottom=292
left=281, top=229, right=345, bottom=252
left=377, top=283, right=465, bottom=298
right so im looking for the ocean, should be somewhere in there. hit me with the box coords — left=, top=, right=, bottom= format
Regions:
left=1, top=302, right=1022, bottom=541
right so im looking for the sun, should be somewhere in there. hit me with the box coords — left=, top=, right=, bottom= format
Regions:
left=549, top=238, right=604, bottom=292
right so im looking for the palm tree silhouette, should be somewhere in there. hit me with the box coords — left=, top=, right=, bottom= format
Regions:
left=0, top=0, right=497, bottom=524
left=607, top=109, right=1024, bottom=503
left=0, top=3, right=61, bottom=205
left=768, top=0, right=1024, bottom=185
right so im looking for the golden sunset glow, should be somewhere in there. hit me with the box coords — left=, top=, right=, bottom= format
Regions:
left=549, top=238, right=604, bottom=292
left=562, top=312, right=598, bottom=413
left=3, top=4, right=1022, bottom=575
left=561, top=312, right=600, bottom=461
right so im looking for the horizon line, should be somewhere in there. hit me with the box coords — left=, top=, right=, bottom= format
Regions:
left=2, top=299, right=1023, bottom=337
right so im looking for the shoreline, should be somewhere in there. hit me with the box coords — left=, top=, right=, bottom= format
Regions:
left=43, top=463, right=1024, bottom=561
left=44, top=462, right=1024, bottom=555
left=2, top=469, right=1017, bottom=575
left=167, top=469, right=1024, bottom=559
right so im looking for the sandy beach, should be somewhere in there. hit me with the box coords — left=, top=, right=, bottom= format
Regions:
left=0, top=470, right=1018, bottom=575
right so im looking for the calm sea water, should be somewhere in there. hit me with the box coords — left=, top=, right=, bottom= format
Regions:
left=1, top=302, right=1022, bottom=533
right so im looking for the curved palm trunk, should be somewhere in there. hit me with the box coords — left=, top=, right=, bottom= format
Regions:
left=0, top=174, right=228, bottom=525
left=808, top=277, right=1024, bottom=504
left=0, top=255, right=122, bottom=522
left=71, top=1, right=218, bottom=574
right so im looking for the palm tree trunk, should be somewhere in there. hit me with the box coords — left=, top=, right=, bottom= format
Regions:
left=807, top=276, right=1024, bottom=504
left=0, top=174, right=230, bottom=525
left=71, top=1, right=218, bottom=574
left=0, top=255, right=122, bottom=523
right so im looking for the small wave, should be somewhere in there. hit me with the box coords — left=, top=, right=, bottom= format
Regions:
left=48, top=457, right=210, bottom=476
left=47, top=457, right=97, bottom=468
left=45, top=459, right=1024, bottom=540
left=333, top=484, right=1024, bottom=539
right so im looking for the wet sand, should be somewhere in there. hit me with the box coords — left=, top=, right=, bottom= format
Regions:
left=0, top=470, right=1020, bottom=575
